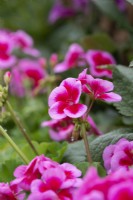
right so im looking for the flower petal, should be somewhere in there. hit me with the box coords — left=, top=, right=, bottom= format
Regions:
left=60, top=78, right=81, bottom=103
left=64, top=104, right=87, bottom=118
left=89, top=79, right=114, bottom=95
left=48, top=86, right=68, bottom=107
left=54, top=61, right=68, bottom=73
left=49, top=101, right=67, bottom=119
left=98, top=92, right=122, bottom=102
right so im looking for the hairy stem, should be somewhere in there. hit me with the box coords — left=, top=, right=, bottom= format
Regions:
left=0, top=126, right=29, bottom=164
left=6, top=101, right=39, bottom=156
left=81, top=123, right=92, bottom=164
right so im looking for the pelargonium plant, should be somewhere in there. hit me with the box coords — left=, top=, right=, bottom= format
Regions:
left=0, top=4, right=133, bottom=197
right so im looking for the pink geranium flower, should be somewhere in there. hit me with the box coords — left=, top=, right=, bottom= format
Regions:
left=74, top=167, right=133, bottom=200
left=0, top=32, right=16, bottom=69
left=28, top=165, right=81, bottom=200
left=41, top=117, right=74, bottom=141
left=48, top=78, right=87, bottom=119
left=11, top=155, right=56, bottom=191
left=86, top=50, right=116, bottom=78
left=10, top=58, right=46, bottom=97
left=54, top=43, right=85, bottom=73
left=11, top=30, right=40, bottom=57
left=78, top=69, right=122, bottom=102
left=103, top=138, right=133, bottom=174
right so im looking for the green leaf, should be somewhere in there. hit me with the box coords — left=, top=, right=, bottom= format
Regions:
left=63, top=135, right=95, bottom=164
left=90, top=128, right=133, bottom=163
left=81, top=33, right=116, bottom=52
left=126, top=0, right=133, bottom=5
left=22, top=141, right=68, bottom=163
left=113, top=65, right=133, bottom=117
left=92, top=0, right=133, bottom=33
left=63, top=128, right=133, bottom=165
left=75, top=162, right=106, bottom=177
left=0, top=159, right=20, bottom=182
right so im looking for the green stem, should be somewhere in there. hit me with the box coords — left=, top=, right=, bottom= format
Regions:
left=81, top=123, right=92, bottom=164
left=0, top=126, right=29, bottom=164
left=85, top=100, right=94, bottom=120
left=6, top=101, right=39, bottom=156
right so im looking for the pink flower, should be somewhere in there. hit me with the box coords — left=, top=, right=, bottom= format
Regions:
left=11, top=30, right=40, bottom=57
left=41, top=117, right=74, bottom=141
left=19, top=59, right=46, bottom=87
left=28, top=165, right=81, bottom=200
left=0, top=183, right=17, bottom=200
left=78, top=69, right=122, bottom=102
left=54, top=43, right=85, bottom=73
left=86, top=50, right=116, bottom=78
left=48, top=78, right=87, bottom=119
left=11, top=155, right=56, bottom=191
left=0, top=32, right=16, bottom=69
left=10, top=58, right=47, bottom=97
left=74, top=167, right=133, bottom=200
left=103, top=138, right=133, bottom=174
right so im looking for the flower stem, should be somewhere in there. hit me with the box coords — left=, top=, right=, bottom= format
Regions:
left=85, top=100, right=94, bottom=120
left=6, top=100, right=39, bottom=156
left=0, top=125, right=29, bottom=164
left=81, top=123, right=92, bottom=164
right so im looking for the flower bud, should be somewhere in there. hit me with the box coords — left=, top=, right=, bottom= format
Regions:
left=4, top=71, right=11, bottom=85
left=49, top=53, right=58, bottom=67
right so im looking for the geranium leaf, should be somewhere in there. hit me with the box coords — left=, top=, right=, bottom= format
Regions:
left=113, top=65, right=133, bottom=116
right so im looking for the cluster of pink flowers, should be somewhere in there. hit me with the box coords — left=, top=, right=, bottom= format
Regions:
left=74, top=167, right=133, bottom=199
left=48, top=69, right=121, bottom=120
left=103, top=138, right=133, bottom=174
left=0, top=155, right=82, bottom=199
left=54, top=43, right=116, bottom=78
left=45, top=68, right=121, bottom=141
left=41, top=116, right=103, bottom=141
left=0, top=29, right=40, bottom=69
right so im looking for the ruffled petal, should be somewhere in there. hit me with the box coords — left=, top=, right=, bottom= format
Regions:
left=49, top=101, right=67, bottom=119
left=64, top=103, right=87, bottom=118
left=54, top=61, right=68, bottom=73
left=60, top=78, right=81, bottom=103
left=98, top=92, right=122, bottom=102
left=90, top=79, right=114, bottom=96
left=48, top=86, right=68, bottom=107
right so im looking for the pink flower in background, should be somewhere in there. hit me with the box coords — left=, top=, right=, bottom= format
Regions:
left=78, top=69, right=122, bottom=102
left=0, top=183, right=17, bottom=200
left=10, top=58, right=47, bottom=97
left=48, top=78, right=87, bottom=119
left=54, top=43, right=85, bottom=73
left=86, top=50, right=116, bottom=78
left=103, top=138, right=133, bottom=174
left=41, top=117, right=74, bottom=141
left=48, top=0, right=89, bottom=24
left=115, top=0, right=127, bottom=12
left=74, top=167, right=133, bottom=200
left=49, top=1, right=76, bottom=24
left=0, top=32, right=16, bottom=69
left=11, top=30, right=40, bottom=57
left=19, top=59, right=46, bottom=87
